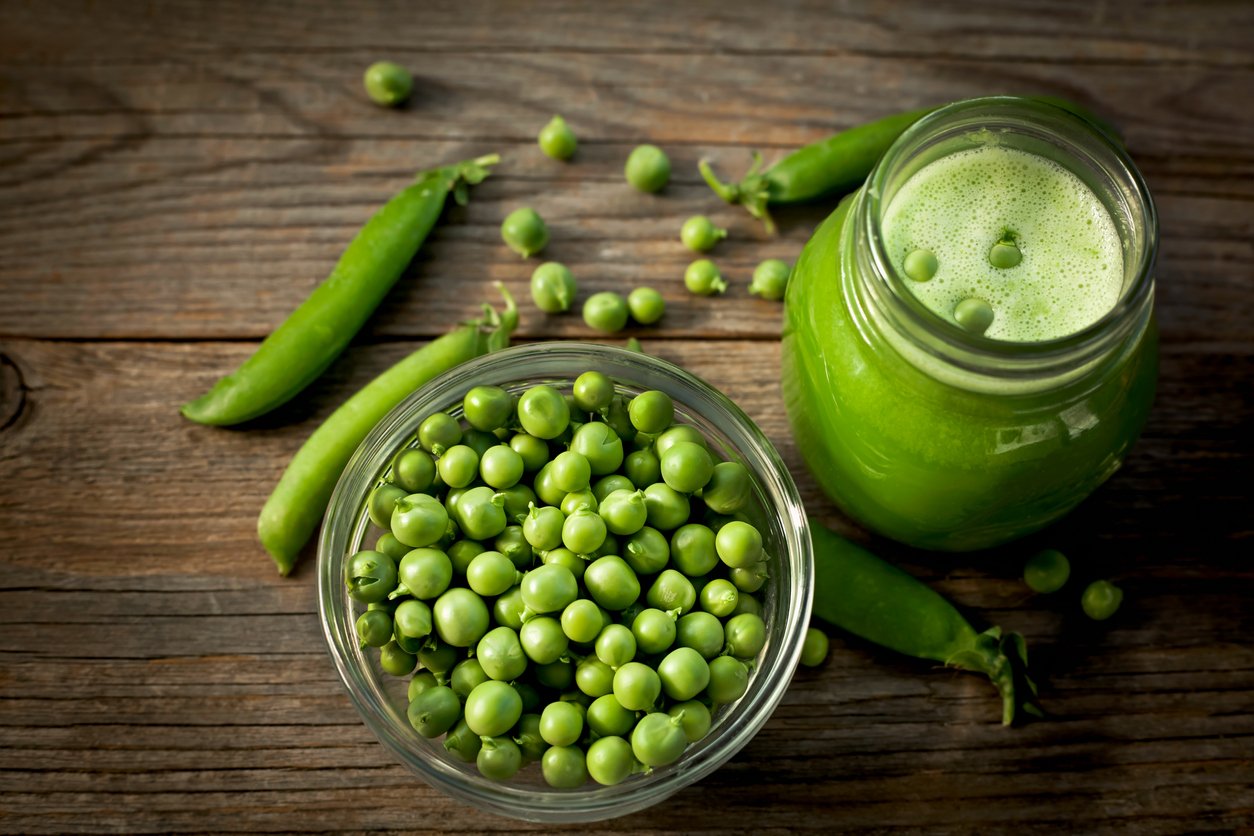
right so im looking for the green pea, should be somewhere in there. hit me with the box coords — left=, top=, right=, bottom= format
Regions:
left=680, top=215, right=727, bottom=252
left=1081, top=579, right=1123, bottom=621
left=450, top=658, right=490, bottom=700
left=443, top=718, right=483, bottom=762
left=903, top=248, right=938, bottom=282
left=406, top=685, right=459, bottom=738
left=587, top=694, right=636, bottom=738
left=627, top=287, right=666, bottom=325
left=560, top=599, right=604, bottom=644
left=521, top=563, right=579, bottom=614
left=646, top=569, right=696, bottom=615
left=460, top=428, right=498, bottom=458
left=595, top=623, right=637, bottom=668
left=702, top=461, right=752, bottom=514
left=624, top=448, right=662, bottom=488
left=584, top=555, right=641, bottom=611
left=573, top=371, right=616, bottom=412
left=378, top=640, right=417, bottom=676
left=631, top=607, right=677, bottom=656
left=699, top=578, right=739, bottom=617
left=465, top=551, right=518, bottom=597
left=660, top=441, right=714, bottom=494
left=562, top=508, right=607, bottom=555
left=630, top=712, right=687, bottom=767
left=345, top=550, right=397, bottom=604
left=362, top=61, right=413, bottom=107
left=560, top=489, right=598, bottom=516
left=583, top=291, right=630, bottom=333
left=373, top=532, right=409, bottom=562
left=654, top=424, right=706, bottom=458
left=501, top=207, right=549, bottom=258
left=542, top=546, right=588, bottom=580
left=533, top=463, right=566, bottom=508
left=800, top=627, right=830, bottom=667
left=643, top=482, right=690, bottom=531
left=599, top=489, right=648, bottom=536
left=669, top=701, right=711, bottom=743
left=724, top=612, right=767, bottom=659
left=355, top=609, right=393, bottom=647
left=519, top=616, right=568, bottom=664
left=551, top=450, right=592, bottom=493
left=593, top=474, right=635, bottom=503
left=493, top=585, right=527, bottom=631
left=748, top=259, right=790, bottom=301
left=628, top=390, right=673, bottom=434
left=463, top=385, right=512, bottom=432
left=538, top=114, right=577, bottom=161
left=499, top=484, right=538, bottom=522
left=463, top=680, right=523, bottom=737
left=541, top=745, right=588, bottom=788
left=707, top=655, right=750, bottom=706
left=432, top=587, right=490, bottom=647
left=494, top=525, right=533, bottom=569
left=517, top=385, right=570, bottom=440
left=456, top=486, right=507, bottom=541
left=624, top=144, right=671, bottom=193
left=477, top=735, right=524, bottom=781
left=393, top=598, right=434, bottom=639
left=676, top=611, right=724, bottom=660
left=601, top=395, right=636, bottom=445
left=539, top=700, right=584, bottom=747
left=989, top=232, right=1023, bottom=269
left=530, top=261, right=577, bottom=313
left=522, top=503, right=565, bottom=552
left=657, top=646, right=710, bottom=701
left=715, top=520, right=764, bottom=569
left=418, top=412, right=461, bottom=456
left=446, top=539, right=485, bottom=575
left=397, top=547, right=453, bottom=600
left=389, top=448, right=436, bottom=494
left=612, top=661, right=661, bottom=712
left=509, top=433, right=550, bottom=473
left=730, top=560, right=769, bottom=593
left=436, top=445, right=480, bottom=490
left=570, top=421, right=624, bottom=475
left=586, top=735, right=637, bottom=786
left=623, top=526, right=669, bottom=575
left=513, top=713, right=546, bottom=762
left=368, top=483, right=408, bottom=529
left=1025, top=548, right=1071, bottom=593
left=953, top=298, right=995, bottom=336
left=416, top=640, right=458, bottom=675
left=390, top=492, right=451, bottom=548
left=407, top=671, right=439, bottom=701
left=684, top=258, right=727, bottom=296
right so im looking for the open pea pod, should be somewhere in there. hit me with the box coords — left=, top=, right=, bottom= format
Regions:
left=809, top=520, right=1041, bottom=725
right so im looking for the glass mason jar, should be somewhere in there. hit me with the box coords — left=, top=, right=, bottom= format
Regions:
left=782, top=96, right=1158, bottom=551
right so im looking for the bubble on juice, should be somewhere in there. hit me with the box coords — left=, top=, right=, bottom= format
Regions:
left=883, top=145, right=1124, bottom=342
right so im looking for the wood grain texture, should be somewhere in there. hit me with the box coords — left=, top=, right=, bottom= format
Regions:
left=1, top=1, right=1253, bottom=833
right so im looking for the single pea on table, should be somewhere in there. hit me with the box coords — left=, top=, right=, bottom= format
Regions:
left=345, top=375, right=775, bottom=788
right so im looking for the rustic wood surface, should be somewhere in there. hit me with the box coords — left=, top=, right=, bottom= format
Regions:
left=2, top=1, right=1252, bottom=833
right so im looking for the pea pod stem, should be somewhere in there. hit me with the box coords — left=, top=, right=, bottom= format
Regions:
left=700, top=97, right=1120, bottom=235
left=809, top=520, right=1040, bottom=725
left=182, top=154, right=500, bottom=426
left=258, top=284, right=518, bottom=576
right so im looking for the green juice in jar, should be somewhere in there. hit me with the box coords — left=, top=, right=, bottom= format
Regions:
left=782, top=97, right=1158, bottom=551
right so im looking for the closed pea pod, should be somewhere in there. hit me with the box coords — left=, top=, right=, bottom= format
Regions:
left=183, top=155, right=499, bottom=426
left=810, top=520, right=1038, bottom=725
left=258, top=287, right=516, bottom=574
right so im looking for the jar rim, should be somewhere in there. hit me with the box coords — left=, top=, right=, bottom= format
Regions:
left=859, top=95, right=1158, bottom=380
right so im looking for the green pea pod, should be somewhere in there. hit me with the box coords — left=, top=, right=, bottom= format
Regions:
left=258, top=284, right=518, bottom=576
left=809, top=520, right=1040, bottom=725
left=181, top=153, right=500, bottom=426
left=699, top=97, right=1121, bottom=234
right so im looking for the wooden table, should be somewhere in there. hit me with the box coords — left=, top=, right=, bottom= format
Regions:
left=2, top=1, right=1251, bottom=832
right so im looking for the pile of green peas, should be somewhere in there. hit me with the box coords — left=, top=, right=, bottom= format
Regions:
left=345, top=373, right=776, bottom=788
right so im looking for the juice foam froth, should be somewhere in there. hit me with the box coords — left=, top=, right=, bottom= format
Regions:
left=882, top=145, right=1124, bottom=342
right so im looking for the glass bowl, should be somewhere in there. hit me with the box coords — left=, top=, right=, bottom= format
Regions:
left=317, top=342, right=813, bottom=822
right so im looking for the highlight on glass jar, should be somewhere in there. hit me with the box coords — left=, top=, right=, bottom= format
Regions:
left=318, top=343, right=813, bottom=822
left=783, top=96, right=1158, bottom=551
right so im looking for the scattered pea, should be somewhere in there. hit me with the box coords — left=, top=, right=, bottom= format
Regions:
left=1081, top=579, right=1123, bottom=621
left=362, top=61, right=413, bottom=107
left=583, top=291, right=630, bottom=333
left=684, top=259, right=727, bottom=296
left=748, top=259, right=790, bottom=301
left=538, top=115, right=577, bottom=160
left=1024, top=548, right=1071, bottom=594
left=680, top=215, right=727, bottom=252
left=501, top=207, right=549, bottom=258
left=625, top=144, right=671, bottom=192
left=627, top=287, right=666, bottom=325
left=530, top=262, right=577, bottom=313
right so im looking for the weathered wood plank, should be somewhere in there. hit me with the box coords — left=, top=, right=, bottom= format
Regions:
left=3, top=0, right=1252, bottom=66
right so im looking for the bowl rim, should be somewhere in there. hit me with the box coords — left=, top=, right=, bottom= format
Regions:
left=317, top=341, right=814, bottom=822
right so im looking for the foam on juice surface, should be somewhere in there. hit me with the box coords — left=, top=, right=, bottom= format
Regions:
left=882, top=145, right=1124, bottom=342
